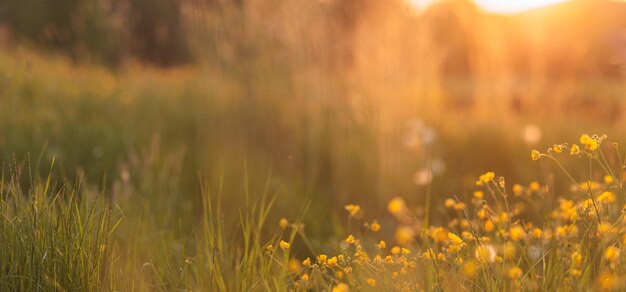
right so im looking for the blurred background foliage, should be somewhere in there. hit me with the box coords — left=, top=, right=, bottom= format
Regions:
left=0, top=0, right=189, bottom=65
left=1, top=0, right=626, bottom=237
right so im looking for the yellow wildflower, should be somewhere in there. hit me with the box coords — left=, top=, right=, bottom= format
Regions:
left=395, top=226, right=415, bottom=245
left=579, top=180, right=600, bottom=191
left=604, top=175, right=614, bottom=184
left=327, top=256, right=338, bottom=266
left=454, top=257, right=464, bottom=265
left=461, top=261, right=478, bottom=278
left=366, top=278, right=377, bottom=287
left=598, top=222, right=614, bottom=236
left=388, top=197, right=407, bottom=215
left=332, top=283, right=349, bottom=292
left=301, top=274, right=309, bottom=281
left=462, top=231, right=475, bottom=241
left=345, top=235, right=356, bottom=244
left=476, top=171, right=495, bottom=186
left=448, top=232, right=464, bottom=245
left=597, top=191, right=616, bottom=203
left=512, top=184, right=523, bottom=196
left=597, top=270, right=618, bottom=290
left=279, top=240, right=290, bottom=250
left=473, top=191, right=484, bottom=199
left=317, top=254, right=327, bottom=264
left=444, top=198, right=456, bottom=208
left=391, top=246, right=401, bottom=255
left=288, top=258, right=301, bottom=274
left=344, top=204, right=361, bottom=217
left=371, top=220, right=381, bottom=232
left=580, top=134, right=598, bottom=150
left=430, top=226, right=448, bottom=242
left=571, top=252, right=582, bottom=265
left=453, top=202, right=466, bottom=211
left=302, top=257, right=311, bottom=266
left=570, top=144, right=580, bottom=155
left=605, top=246, right=620, bottom=262
left=475, top=245, right=496, bottom=264
left=437, top=253, right=446, bottom=261
left=529, top=181, right=540, bottom=191
left=531, top=149, right=540, bottom=160
left=509, top=226, right=526, bottom=241
left=377, top=240, right=386, bottom=249
left=422, top=248, right=435, bottom=259
left=279, top=218, right=289, bottom=229
left=560, top=199, right=574, bottom=211
left=508, top=266, right=523, bottom=280
left=500, top=212, right=509, bottom=223
left=553, top=145, right=563, bottom=153
left=556, top=225, right=578, bottom=238
left=484, top=220, right=495, bottom=232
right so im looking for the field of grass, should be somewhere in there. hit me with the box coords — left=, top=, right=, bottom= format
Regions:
left=4, top=140, right=626, bottom=291
left=2, top=1, right=626, bottom=291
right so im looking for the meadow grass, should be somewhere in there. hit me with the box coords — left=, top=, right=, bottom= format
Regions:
left=2, top=16, right=626, bottom=290
left=228, top=134, right=626, bottom=291
left=0, top=160, right=118, bottom=291
left=4, top=133, right=626, bottom=291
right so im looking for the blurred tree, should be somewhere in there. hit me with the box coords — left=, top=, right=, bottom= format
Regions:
left=127, top=0, right=190, bottom=66
left=0, top=0, right=190, bottom=66
left=0, top=0, right=120, bottom=64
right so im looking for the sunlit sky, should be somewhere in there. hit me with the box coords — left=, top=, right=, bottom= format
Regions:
left=409, top=0, right=569, bottom=14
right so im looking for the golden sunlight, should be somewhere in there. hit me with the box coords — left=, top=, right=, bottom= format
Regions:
left=409, top=0, right=569, bottom=13
left=473, top=0, right=568, bottom=13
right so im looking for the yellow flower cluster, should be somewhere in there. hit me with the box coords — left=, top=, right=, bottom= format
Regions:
left=387, top=197, right=406, bottom=215
left=273, top=134, right=626, bottom=291
left=476, top=171, right=495, bottom=186
left=344, top=204, right=361, bottom=217
left=532, top=134, right=608, bottom=161
left=580, top=134, right=598, bottom=150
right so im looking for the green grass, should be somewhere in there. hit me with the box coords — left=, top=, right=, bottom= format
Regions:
left=0, top=160, right=118, bottom=291
left=0, top=159, right=301, bottom=291
left=1, top=37, right=626, bottom=290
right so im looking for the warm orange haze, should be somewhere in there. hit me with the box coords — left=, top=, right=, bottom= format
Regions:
left=411, top=0, right=568, bottom=13
left=473, top=0, right=567, bottom=12
left=1, top=0, right=626, bottom=290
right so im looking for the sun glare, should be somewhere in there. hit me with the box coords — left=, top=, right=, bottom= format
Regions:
left=473, top=0, right=568, bottom=13
left=408, top=0, right=570, bottom=14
